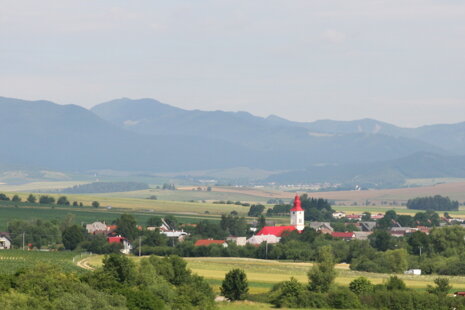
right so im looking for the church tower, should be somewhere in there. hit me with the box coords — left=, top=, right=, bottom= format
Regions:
left=290, top=195, right=305, bottom=231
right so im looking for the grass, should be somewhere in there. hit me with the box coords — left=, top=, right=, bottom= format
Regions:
left=0, top=250, right=84, bottom=274
left=82, top=256, right=465, bottom=294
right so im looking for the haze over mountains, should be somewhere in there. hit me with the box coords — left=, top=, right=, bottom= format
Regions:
left=2, top=96, right=465, bottom=188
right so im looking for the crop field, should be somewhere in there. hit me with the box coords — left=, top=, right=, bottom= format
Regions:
left=82, top=256, right=465, bottom=294
left=308, top=181, right=465, bottom=204
left=0, top=250, right=84, bottom=274
left=0, top=204, right=227, bottom=231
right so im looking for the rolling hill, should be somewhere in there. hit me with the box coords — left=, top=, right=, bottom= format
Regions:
left=1, top=96, right=464, bottom=187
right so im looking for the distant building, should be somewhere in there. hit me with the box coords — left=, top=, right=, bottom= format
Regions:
left=404, top=269, right=421, bottom=275
left=331, top=232, right=355, bottom=240
left=346, top=214, right=362, bottom=221
left=0, top=236, right=11, bottom=250
left=360, top=222, right=377, bottom=232
left=194, top=239, right=228, bottom=247
left=309, top=222, right=333, bottom=233
left=227, top=236, right=247, bottom=246
left=354, top=231, right=372, bottom=240
left=332, top=211, right=346, bottom=219
left=107, top=236, right=132, bottom=254
left=86, top=221, right=108, bottom=234
left=247, top=234, right=280, bottom=245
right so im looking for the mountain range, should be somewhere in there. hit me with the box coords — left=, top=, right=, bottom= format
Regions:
left=1, top=96, right=465, bottom=188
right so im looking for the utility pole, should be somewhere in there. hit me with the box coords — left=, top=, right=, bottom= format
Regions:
left=265, top=241, right=268, bottom=259
left=138, top=236, right=141, bottom=257
left=419, top=246, right=422, bottom=257
left=22, top=232, right=25, bottom=250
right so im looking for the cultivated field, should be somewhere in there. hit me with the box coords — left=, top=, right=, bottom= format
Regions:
left=81, top=256, right=465, bottom=294
left=0, top=250, right=84, bottom=274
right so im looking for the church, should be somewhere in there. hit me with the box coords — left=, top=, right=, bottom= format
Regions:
left=247, top=195, right=305, bottom=245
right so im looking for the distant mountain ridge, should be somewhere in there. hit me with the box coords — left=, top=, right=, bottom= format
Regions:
left=1, top=96, right=464, bottom=187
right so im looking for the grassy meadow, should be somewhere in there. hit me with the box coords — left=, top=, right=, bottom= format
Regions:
left=82, top=256, right=465, bottom=294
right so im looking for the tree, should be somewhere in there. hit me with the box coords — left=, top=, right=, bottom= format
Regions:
left=248, top=204, right=265, bottom=217
left=308, top=246, right=336, bottom=293
left=407, top=195, right=459, bottom=211
left=349, top=277, right=373, bottom=295
left=39, top=195, right=55, bottom=204
left=11, top=195, right=21, bottom=202
left=220, top=269, right=249, bottom=301
left=0, top=193, right=10, bottom=201
left=62, top=225, right=84, bottom=250
left=92, top=201, right=100, bottom=208
left=57, top=196, right=70, bottom=205
left=72, top=201, right=78, bottom=207
left=102, top=254, right=136, bottom=284
left=386, top=275, right=406, bottom=290
left=27, top=194, right=36, bottom=203
left=115, top=214, right=138, bottom=240
left=427, top=277, right=451, bottom=297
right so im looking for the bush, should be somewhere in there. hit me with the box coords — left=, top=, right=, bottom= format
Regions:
left=386, top=276, right=406, bottom=291
left=327, top=287, right=361, bottom=309
left=349, top=277, right=373, bottom=295
left=220, top=269, right=249, bottom=301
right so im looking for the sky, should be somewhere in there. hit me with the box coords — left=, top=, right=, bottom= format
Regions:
left=1, top=0, right=465, bottom=127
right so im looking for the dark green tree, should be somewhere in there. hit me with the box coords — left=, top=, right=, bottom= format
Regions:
left=57, top=196, right=70, bottom=205
left=11, top=195, right=21, bottom=202
left=27, top=194, right=36, bottom=203
left=0, top=193, right=10, bottom=201
left=386, top=275, right=406, bottom=290
left=308, top=246, right=336, bottom=293
left=92, top=201, right=100, bottom=208
left=349, top=277, right=373, bottom=295
left=220, top=269, right=249, bottom=301
left=427, top=277, right=452, bottom=297
left=115, top=214, right=138, bottom=240
left=102, top=254, right=136, bottom=284
left=62, top=225, right=84, bottom=250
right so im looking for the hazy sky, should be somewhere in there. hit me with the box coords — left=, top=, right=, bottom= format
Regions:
left=1, top=1, right=465, bottom=127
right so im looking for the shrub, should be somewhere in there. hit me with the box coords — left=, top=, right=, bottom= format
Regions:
left=220, top=269, right=249, bottom=301
left=349, top=277, right=373, bottom=295
left=327, top=287, right=361, bottom=309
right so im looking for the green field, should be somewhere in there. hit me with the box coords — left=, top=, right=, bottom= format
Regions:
left=0, top=250, right=84, bottom=274
left=82, top=256, right=465, bottom=295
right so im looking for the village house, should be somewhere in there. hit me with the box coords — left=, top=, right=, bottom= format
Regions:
left=85, top=221, right=108, bottom=234
left=194, top=239, right=228, bottom=247
left=309, top=222, right=333, bottom=234
left=331, top=231, right=356, bottom=241
left=332, top=211, right=346, bottom=219
left=226, top=236, right=247, bottom=246
left=0, top=235, right=11, bottom=250
left=107, top=236, right=133, bottom=254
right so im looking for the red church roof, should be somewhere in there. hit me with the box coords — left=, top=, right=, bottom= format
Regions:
left=290, top=195, right=303, bottom=212
left=256, top=225, right=297, bottom=237
left=194, top=239, right=226, bottom=246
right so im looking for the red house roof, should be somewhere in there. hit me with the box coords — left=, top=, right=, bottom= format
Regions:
left=256, top=225, right=297, bottom=237
left=290, top=195, right=303, bottom=212
left=194, top=239, right=226, bottom=246
left=107, top=236, right=125, bottom=243
left=331, top=232, right=355, bottom=238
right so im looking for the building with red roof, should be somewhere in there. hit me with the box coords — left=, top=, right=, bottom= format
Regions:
left=290, top=195, right=305, bottom=230
left=248, top=195, right=305, bottom=244
left=331, top=232, right=355, bottom=240
left=194, top=239, right=228, bottom=247
left=107, top=236, right=133, bottom=254
left=256, top=225, right=297, bottom=237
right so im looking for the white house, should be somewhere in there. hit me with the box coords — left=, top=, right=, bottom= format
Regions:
left=404, top=269, right=421, bottom=275
left=86, top=221, right=108, bottom=234
left=0, top=236, right=11, bottom=250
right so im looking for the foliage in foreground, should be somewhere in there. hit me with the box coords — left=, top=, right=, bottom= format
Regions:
left=0, top=254, right=215, bottom=310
